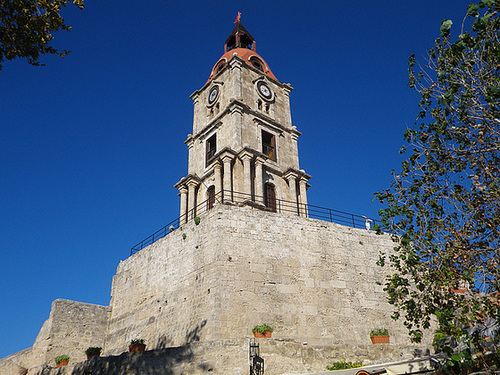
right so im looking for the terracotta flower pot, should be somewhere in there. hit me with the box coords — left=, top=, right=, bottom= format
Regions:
left=253, top=330, right=272, bottom=338
left=56, top=359, right=69, bottom=368
left=129, top=343, right=146, bottom=352
left=371, top=335, right=389, bottom=344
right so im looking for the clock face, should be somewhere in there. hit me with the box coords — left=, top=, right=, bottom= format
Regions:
left=257, top=81, right=272, bottom=100
left=208, top=86, right=219, bottom=105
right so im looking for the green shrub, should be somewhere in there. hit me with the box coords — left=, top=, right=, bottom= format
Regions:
left=252, top=324, right=274, bottom=334
left=194, top=216, right=201, bottom=225
left=130, top=339, right=145, bottom=346
left=326, top=361, right=363, bottom=371
left=433, top=331, right=447, bottom=343
left=370, top=328, right=389, bottom=337
left=85, top=347, right=101, bottom=355
left=55, top=355, right=70, bottom=364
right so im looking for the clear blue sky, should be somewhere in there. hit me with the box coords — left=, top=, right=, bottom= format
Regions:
left=1, top=0, right=471, bottom=358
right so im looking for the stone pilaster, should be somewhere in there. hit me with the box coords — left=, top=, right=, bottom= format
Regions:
left=284, top=171, right=299, bottom=215
left=187, top=180, right=199, bottom=220
left=185, top=135, right=194, bottom=175
left=299, top=177, right=309, bottom=217
left=254, top=156, right=265, bottom=204
left=239, top=151, right=253, bottom=200
left=178, top=185, right=188, bottom=223
left=229, top=57, right=242, bottom=100
left=221, top=153, right=234, bottom=203
left=213, top=161, right=222, bottom=205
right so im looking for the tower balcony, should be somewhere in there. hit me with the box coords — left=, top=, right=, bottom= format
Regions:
left=130, top=189, right=379, bottom=255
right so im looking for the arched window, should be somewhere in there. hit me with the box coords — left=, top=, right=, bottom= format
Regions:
left=207, top=186, right=215, bottom=210
left=250, top=56, right=264, bottom=72
left=216, top=61, right=226, bottom=74
left=264, top=183, right=277, bottom=212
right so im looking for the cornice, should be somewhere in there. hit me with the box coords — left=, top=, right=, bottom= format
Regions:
left=174, top=173, right=201, bottom=189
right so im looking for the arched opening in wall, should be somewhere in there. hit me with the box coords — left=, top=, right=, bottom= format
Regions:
left=207, top=186, right=215, bottom=210
left=264, top=183, right=277, bottom=213
left=250, top=56, right=264, bottom=72
left=216, top=61, right=226, bottom=74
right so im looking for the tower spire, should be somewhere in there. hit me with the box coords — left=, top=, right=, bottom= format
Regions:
left=224, top=18, right=256, bottom=53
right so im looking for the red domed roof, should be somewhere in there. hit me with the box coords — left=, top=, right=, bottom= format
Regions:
left=208, top=48, right=277, bottom=81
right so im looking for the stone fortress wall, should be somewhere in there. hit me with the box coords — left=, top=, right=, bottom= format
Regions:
left=0, top=204, right=432, bottom=375
left=0, top=300, right=110, bottom=375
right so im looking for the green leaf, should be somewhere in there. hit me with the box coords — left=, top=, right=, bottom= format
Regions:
left=467, top=3, right=480, bottom=16
left=440, top=19, right=453, bottom=36
left=486, top=85, right=500, bottom=99
left=479, top=0, right=494, bottom=8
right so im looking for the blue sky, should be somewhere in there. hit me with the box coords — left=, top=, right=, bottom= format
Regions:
left=0, top=0, right=471, bottom=358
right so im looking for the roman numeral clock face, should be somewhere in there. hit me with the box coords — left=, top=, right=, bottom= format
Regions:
left=257, top=81, right=273, bottom=101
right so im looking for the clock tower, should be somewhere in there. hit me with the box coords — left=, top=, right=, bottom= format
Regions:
left=175, top=21, right=311, bottom=222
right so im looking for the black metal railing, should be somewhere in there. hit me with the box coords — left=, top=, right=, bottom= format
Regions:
left=130, top=191, right=224, bottom=255
left=130, top=189, right=378, bottom=255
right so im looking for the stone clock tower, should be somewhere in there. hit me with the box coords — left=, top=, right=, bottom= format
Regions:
left=175, top=22, right=311, bottom=221
left=0, top=20, right=433, bottom=375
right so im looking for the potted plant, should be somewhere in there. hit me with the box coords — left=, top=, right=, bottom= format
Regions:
left=129, top=339, right=146, bottom=352
left=252, top=324, right=274, bottom=338
left=55, top=355, right=70, bottom=368
left=85, top=346, right=102, bottom=359
left=370, top=328, right=389, bottom=344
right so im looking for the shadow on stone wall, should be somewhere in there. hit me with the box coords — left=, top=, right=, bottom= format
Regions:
left=156, top=319, right=207, bottom=350
left=185, top=319, right=207, bottom=344
left=30, top=319, right=212, bottom=375
left=32, top=345, right=213, bottom=375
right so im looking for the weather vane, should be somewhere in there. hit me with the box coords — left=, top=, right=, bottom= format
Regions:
left=234, top=12, right=241, bottom=24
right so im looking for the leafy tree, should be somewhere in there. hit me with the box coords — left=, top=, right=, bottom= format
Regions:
left=375, top=0, right=499, bottom=371
left=0, top=0, right=84, bottom=70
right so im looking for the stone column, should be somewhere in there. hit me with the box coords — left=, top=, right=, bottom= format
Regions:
left=221, top=154, right=234, bottom=203
left=178, top=185, right=188, bottom=223
left=187, top=181, right=198, bottom=220
left=213, top=161, right=222, bottom=205
left=240, top=152, right=253, bottom=200
left=254, top=157, right=265, bottom=204
left=299, top=178, right=309, bottom=217
left=285, top=174, right=298, bottom=215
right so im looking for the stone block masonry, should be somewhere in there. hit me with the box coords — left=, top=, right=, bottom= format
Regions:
left=0, top=299, right=110, bottom=374
left=104, top=204, right=432, bottom=373
left=1, top=204, right=432, bottom=374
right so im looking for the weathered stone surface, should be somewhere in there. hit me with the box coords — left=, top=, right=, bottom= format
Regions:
left=0, top=348, right=30, bottom=375
left=25, top=345, right=212, bottom=375
left=177, top=51, right=310, bottom=224
left=21, top=340, right=430, bottom=375
left=0, top=300, right=111, bottom=373
left=1, top=204, right=434, bottom=375
left=34, top=299, right=111, bottom=366
left=104, top=205, right=433, bottom=373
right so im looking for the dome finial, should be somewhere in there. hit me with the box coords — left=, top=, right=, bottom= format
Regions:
left=233, top=12, right=241, bottom=24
